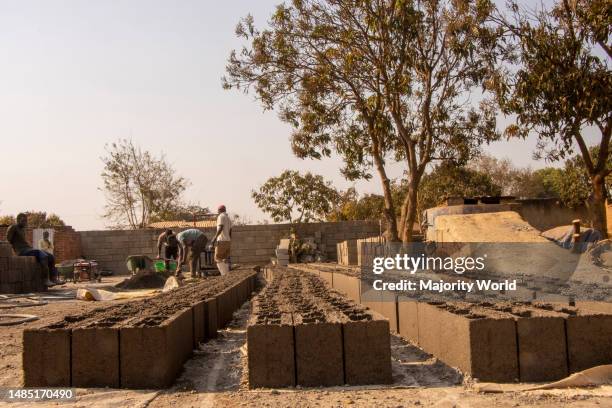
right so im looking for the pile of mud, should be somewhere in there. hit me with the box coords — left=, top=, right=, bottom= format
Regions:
left=115, top=272, right=170, bottom=290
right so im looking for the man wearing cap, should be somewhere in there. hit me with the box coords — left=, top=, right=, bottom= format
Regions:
left=175, top=228, right=208, bottom=278
left=210, top=205, right=232, bottom=275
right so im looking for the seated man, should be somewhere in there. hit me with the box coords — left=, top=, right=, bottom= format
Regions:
left=175, top=228, right=208, bottom=279
left=6, top=213, right=58, bottom=287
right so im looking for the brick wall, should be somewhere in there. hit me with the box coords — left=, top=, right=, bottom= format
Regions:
left=0, top=226, right=82, bottom=263
left=79, top=221, right=380, bottom=275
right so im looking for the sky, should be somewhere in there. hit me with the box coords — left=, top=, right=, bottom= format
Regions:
left=0, top=0, right=595, bottom=230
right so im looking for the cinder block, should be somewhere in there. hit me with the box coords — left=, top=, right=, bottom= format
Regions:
left=205, top=298, right=218, bottom=339
left=120, top=309, right=193, bottom=388
left=23, top=328, right=71, bottom=387
left=192, top=301, right=206, bottom=347
left=397, top=297, right=419, bottom=344
left=247, top=313, right=295, bottom=388
left=72, top=327, right=119, bottom=387
left=418, top=302, right=518, bottom=382
left=343, top=311, right=392, bottom=385
left=332, top=273, right=360, bottom=304
left=515, top=314, right=568, bottom=382
left=294, top=315, right=344, bottom=386
left=566, top=314, right=612, bottom=373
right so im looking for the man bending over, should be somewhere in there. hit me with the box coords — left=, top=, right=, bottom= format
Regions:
left=175, top=228, right=208, bottom=279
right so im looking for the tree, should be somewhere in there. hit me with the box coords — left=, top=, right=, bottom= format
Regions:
left=224, top=0, right=500, bottom=242
left=224, top=1, right=401, bottom=239
left=490, top=0, right=612, bottom=235
left=101, top=139, right=189, bottom=229
left=417, top=163, right=501, bottom=217
left=252, top=170, right=341, bottom=223
left=150, top=204, right=211, bottom=224
left=0, top=212, right=66, bottom=227
left=327, top=188, right=386, bottom=222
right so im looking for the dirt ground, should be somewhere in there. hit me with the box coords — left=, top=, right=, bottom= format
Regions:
left=0, top=281, right=611, bottom=407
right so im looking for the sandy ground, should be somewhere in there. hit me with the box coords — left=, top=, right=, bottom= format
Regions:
left=0, top=282, right=611, bottom=407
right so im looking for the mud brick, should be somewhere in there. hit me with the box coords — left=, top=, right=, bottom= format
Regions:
left=7, top=259, right=23, bottom=283
left=343, top=310, right=392, bottom=385
left=418, top=302, right=518, bottom=382
left=0, top=257, right=8, bottom=275
left=515, top=313, right=567, bottom=382
left=216, top=289, right=233, bottom=328
left=566, top=314, right=612, bottom=373
left=120, top=308, right=193, bottom=388
left=0, top=283, right=14, bottom=293
left=0, top=242, right=13, bottom=257
left=23, top=328, right=71, bottom=387
left=378, top=291, right=398, bottom=333
left=21, top=280, right=32, bottom=293
left=192, top=300, right=206, bottom=347
left=72, top=327, right=119, bottom=387
left=204, top=297, right=218, bottom=339
left=247, top=313, right=295, bottom=388
left=332, top=273, right=361, bottom=304
left=319, top=270, right=333, bottom=286
left=397, top=297, right=419, bottom=344
left=294, top=314, right=344, bottom=387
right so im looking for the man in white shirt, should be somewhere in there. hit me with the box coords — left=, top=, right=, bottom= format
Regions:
left=210, top=205, right=232, bottom=275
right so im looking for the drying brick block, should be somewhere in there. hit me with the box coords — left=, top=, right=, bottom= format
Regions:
left=319, top=270, right=333, bottom=286
left=120, top=308, right=193, bottom=388
left=294, top=315, right=344, bottom=387
left=72, top=327, right=119, bottom=387
left=23, top=328, right=71, bottom=387
left=566, top=314, right=612, bottom=373
left=192, top=301, right=206, bottom=347
left=343, top=311, right=392, bottom=385
left=418, top=303, right=518, bottom=382
left=205, top=298, right=218, bottom=339
left=216, top=289, right=233, bottom=328
left=247, top=313, right=295, bottom=388
left=516, top=315, right=567, bottom=382
left=397, top=297, right=419, bottom=345
left=332, top=273, right=361, bottom=304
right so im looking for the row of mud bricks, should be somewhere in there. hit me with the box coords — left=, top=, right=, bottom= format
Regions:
left=0, top=242, right=46, bottom=294
left=23, top=270, right=257, bottom=389
left=248, top=267, right=392, bottom=388
left=291, top=265, right=612, bottom=382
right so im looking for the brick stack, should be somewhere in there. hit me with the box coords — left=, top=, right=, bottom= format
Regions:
left=0, top=241, right=46, bottom=294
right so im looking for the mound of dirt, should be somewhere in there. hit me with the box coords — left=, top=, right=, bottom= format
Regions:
left=115, top=272, right=170, bottom=290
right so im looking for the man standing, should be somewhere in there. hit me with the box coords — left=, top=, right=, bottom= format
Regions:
left=38, top=231, right=54, bottom=255
left=210, top=205, right=232, bottom=275
left=6, top=213, right=57, bottom=287
left=156, top=229, right=179, bottom=270
left=175, top=228, right=208, bottom=278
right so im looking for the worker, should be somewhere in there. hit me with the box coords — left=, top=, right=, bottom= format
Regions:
left=175, top=228, right=208, bottom=279
left=210, top=204, right=232, bottom=275
left=38, top=231, right=54, bottom=254
left=6, top=213, right=58, bottom=287
left=156, top=229, right=179, bottom=270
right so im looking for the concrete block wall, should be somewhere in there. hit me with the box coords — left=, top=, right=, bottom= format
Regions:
left=80, top=221, right=379, bottom=275
left=0, top=226, right=82, bottom=263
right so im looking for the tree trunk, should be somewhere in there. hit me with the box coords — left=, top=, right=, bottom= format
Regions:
left=372, top=144, right=400, bottom=242
left=399, top=181, right=419, bottom=242
left=590, top=174, right=608, bottom=238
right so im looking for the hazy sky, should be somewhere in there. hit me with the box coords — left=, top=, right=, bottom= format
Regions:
left=0, top=0, right=590, bottom=230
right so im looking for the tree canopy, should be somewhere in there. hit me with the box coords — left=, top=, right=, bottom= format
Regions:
left=101, top=139, right=190, bottom=229
left=252, top=170, right=341, bottom=223
left=225, top=0, right=500, bottom=241
left=490, top=0, right=612, bottom=234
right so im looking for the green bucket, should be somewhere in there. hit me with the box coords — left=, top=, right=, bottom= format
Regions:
left=153, top=260, right=177, bottom=273
left=153, top=260, right=166, bottom=272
